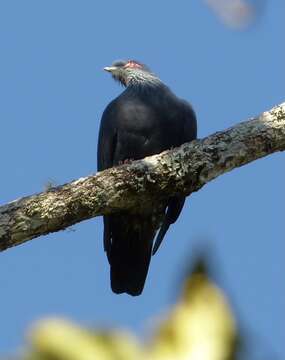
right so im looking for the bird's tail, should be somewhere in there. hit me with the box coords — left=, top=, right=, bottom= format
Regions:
left=108, top=214, right=156, bottom=296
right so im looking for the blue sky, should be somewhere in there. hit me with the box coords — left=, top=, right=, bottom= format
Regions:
left=0, top=1, right=284, bottom=357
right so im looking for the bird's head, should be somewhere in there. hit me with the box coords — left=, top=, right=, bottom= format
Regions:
left=104, top=60, right=158, bottom=87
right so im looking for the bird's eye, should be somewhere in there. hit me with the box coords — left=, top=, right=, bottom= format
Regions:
left=112, top=60, right=127, bottom=68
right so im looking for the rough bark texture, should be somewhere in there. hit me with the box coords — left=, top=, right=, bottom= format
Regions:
left=0, top=102, right=284, bottom=251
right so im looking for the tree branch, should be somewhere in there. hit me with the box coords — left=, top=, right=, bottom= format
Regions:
left=1, top=102, right=284, bottom=251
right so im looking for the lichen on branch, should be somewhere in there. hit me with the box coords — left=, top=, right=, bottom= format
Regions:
left=0, top=102, right=284, bottom=251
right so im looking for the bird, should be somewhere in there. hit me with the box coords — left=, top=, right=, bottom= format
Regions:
left=97, top=60, right=197, bottom=296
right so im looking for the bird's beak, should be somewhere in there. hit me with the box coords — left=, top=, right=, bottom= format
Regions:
left=103, top=66, right=117, bottom=73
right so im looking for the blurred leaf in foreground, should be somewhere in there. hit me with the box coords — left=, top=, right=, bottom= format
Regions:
left=205, top=0, right=259, bottom=29
left=148, top=260, right=238, bottom=360
left=24, top=319, right=142, bottom=360
left=23, top=259, right=238, bottom=360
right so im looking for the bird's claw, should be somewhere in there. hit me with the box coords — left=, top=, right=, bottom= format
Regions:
left=118, top=159, right=134, bottom=165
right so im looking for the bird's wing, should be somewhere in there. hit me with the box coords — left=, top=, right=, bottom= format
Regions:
left=97, top=100, right=118, bottom=171
left=152, top=196, right=185, bottom=255
left=97, top=100, right=118, bottom=254
left=152, top=101, right=197, bottom=255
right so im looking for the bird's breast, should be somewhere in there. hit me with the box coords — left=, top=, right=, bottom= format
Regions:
left=117, top=101, right=158, bottom=133
left=111, top=94, right=184, bottom=164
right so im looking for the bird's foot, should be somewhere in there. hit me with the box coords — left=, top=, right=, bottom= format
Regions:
left=119, top=159, right=134, bottom=165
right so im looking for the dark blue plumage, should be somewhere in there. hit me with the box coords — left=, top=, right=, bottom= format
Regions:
left=97, top=60, right=197, bottom=295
